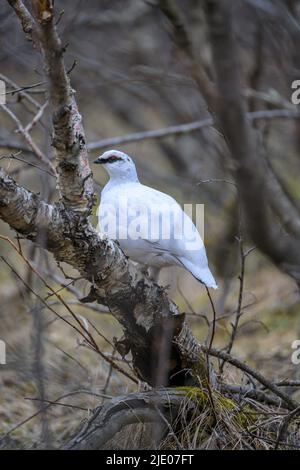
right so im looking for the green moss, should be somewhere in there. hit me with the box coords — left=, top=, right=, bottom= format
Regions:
left=190, top=358, right=209, bottom=380
left=176, top=386, right=255, bottom=428
left=176, top=386, right=209, bottom=407
left=217, top=393, right=237, bottom=411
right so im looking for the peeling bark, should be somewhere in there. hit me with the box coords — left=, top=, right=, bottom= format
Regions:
left=36, top=6, right=94, bottom=213
left=9, top=0, right=94, bottom=213
left=0, top=168, right=208, bottom=386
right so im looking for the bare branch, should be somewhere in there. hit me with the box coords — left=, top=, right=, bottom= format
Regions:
left=24, top=100, right=48, bottom=133
left=64, top=389, right=187, bottom=450
left=88, top=109, right=300, bottom=151
left=88, top=118, right=212, bottom=151
left=264, top=154, right=300, bottom=237
left=8, top=0, right=93, bottom=213
left=0, top=103, right=56, bottom=176
left=33, top=0, right=93, bottom=213
left=200, top=344, right=299, bottom=412
left=0, top=151, right=54, bottom=177
left=0, top=73, right=42, bottom=110
left=7, top=0, right=37, bottom=42
left=222, top=238, right=252, bottom=365
left=158, top=0, right=216, bottom=103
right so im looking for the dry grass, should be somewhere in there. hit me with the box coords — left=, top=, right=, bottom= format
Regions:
left=159, top=384, right=300, bottom=450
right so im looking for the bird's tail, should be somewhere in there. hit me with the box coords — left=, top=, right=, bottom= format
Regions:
left=178, top=257, right=218, bottom=289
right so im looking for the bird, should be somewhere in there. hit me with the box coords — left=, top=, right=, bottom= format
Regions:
left=94, top=150, right=218, bottom=289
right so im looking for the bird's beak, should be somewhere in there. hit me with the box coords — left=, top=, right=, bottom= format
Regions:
left=93, top=157, right=106, bottom=164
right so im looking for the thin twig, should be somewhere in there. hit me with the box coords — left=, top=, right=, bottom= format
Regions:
left=204, top=287, right=218, bottom=423
left=5, top=81, right=46, bottom=96
left=221, top=241, right=255, bottom=369
left=0, top=255, right=94, bottom=347
left=0, top=103, right=56, bottom=176
left=0, top=151, right=55, bottom=177
left=0, top=236, right=137, bottom=384
left=274, top=405, right=300, bottom=449
left=87, top=109, right=300, bottom=151
left=24, top=397, right=89, bottom=412
left=0, top=388, right=111, bottom=443
left=24, top=100, right=48, bottom=133
left=276, top=380, right=300, bottom=387
left=0, top=73, right=42, bottom=109
left=0, top=235, right=98, bottom=349
left=201, top=345, right=300, bottom=411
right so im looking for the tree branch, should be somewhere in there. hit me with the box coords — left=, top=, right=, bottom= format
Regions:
left=0, top=103, right=56, bottom=176
left=7, top=0, right=36, bottom=42
left=87, top=109, right=300, bottom=151
left=63, top=389, right=187, bottom=450
left=200, top=345, right=299, bottom=411
left=158, top=0, right=216, bottom=103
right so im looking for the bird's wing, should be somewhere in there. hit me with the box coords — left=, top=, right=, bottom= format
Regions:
left=98, top=183, right=206, bottom=262
left=128, top=184, right=207, bottom=261
left=98, top=183, right=162, bottom=242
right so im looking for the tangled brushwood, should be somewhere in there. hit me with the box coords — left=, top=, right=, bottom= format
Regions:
left=62, top=377, right=300, bottom=450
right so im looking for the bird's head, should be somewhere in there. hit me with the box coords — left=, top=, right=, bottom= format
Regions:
left=93, top=150, right=138, bottom=181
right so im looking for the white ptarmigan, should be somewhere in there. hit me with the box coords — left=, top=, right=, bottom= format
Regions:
left=94, top=150, right=217, bottom=289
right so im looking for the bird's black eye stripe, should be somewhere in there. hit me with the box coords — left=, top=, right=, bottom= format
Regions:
left=108, top=156, right=123, bottom=163
left=98, top=156, right=123, bottom=164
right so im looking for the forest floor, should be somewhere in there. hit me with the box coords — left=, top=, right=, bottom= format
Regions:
left=0, top=241, right=299, bottom=449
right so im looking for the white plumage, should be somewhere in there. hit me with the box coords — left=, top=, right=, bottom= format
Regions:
left=94, top=150, right=217, bottom=289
